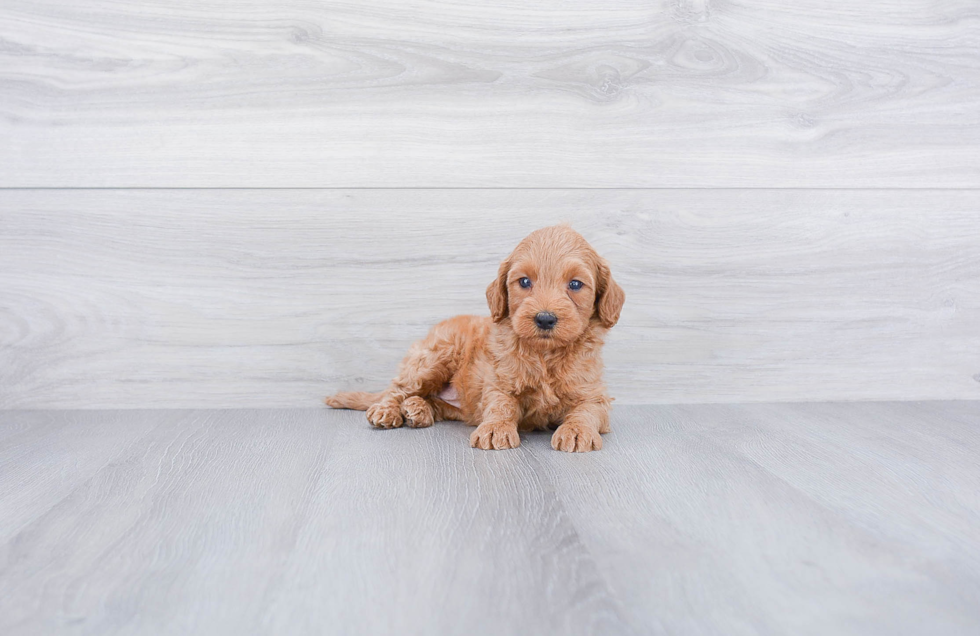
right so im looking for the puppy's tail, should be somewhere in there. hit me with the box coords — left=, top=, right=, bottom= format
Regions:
left=324, top=391, right=385, bottom=411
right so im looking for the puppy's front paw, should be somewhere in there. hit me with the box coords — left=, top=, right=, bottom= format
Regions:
left=470, top=422, right=520, bottom=450
left=366, top=402, right=404, bottom=428
left=551, top=423, right=602, bottom=452
left=401, top=396, right=434, bottom=428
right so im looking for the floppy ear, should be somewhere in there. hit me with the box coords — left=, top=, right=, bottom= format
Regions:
left=594, top=258, right=625, bottom=328
left=486, top=259, right=511, bottom=322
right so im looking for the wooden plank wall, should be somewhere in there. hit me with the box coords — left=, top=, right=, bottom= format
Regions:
left=2, top=190, right=978, bottom=408
left=1, top=0, right=977, bottom=187
left=1, top=1, right=978, bottom=408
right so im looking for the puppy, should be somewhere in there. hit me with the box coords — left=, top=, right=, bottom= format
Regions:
left=325, top=225, right=625, bottom=452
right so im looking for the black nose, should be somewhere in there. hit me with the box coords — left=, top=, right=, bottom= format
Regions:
left=534, top=312, right=558, bottom=330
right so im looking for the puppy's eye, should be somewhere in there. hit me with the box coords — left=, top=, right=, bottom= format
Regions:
left=568, top=279, right=584, bottom=291
left=518, top=277, right=532, bottom=289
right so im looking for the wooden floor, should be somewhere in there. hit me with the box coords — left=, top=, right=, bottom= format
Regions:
left=2, top=402, right=978, bottom=635
left=2, top=3, right=979, bottom=633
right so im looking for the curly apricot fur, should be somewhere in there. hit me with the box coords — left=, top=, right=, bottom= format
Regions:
left=326, top=225, right=625, bottom=452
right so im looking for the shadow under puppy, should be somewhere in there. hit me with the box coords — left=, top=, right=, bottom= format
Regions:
left=325, top=225, right=625, bottom=452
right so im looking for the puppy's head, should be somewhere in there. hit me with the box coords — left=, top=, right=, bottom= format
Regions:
left=487, top=225, right=625, bottom=348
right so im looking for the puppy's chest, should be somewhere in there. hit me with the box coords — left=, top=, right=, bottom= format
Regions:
left=513, top=380, right=572, bottom=431
left=518, top=382, right=561, bottom=410
left=512, top=362, right=576, bottom=418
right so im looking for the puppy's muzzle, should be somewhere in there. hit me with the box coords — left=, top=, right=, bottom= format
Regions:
left=534, top=312, right=558, bottom=331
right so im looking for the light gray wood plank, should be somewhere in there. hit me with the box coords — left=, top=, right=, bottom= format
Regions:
left=1, top=403, right=979, bottom=634
left=524, top=401, right=980, bottom=636
left=0, top=408, right=630, bottom=635
left=2, top=189, right=979, bottom=408
left=0, top=410, right=165, bottom=545
left=0, top=0, right=977, bottom=187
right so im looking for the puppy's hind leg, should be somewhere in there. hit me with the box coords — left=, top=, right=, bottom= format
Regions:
left=367, top=331, right=455, bottom=429
left=399, top=394, right=465, bottom=428
left=400, top=396, right=434, bottom=428
left=430, top=397, right=464, bottom=422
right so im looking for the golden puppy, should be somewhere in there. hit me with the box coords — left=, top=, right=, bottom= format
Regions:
left=325, top=225, right=625, bottom=452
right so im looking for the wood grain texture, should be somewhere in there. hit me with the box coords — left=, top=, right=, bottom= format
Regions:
left=0, top=408, right=631, bottom=635
left=1, top=403, right=978, bottom=634
left=0, top=0, right=977, bottom=187
left=528, top=402, right=980, bottom=635
left=2, top=189, right=979, bottom=409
